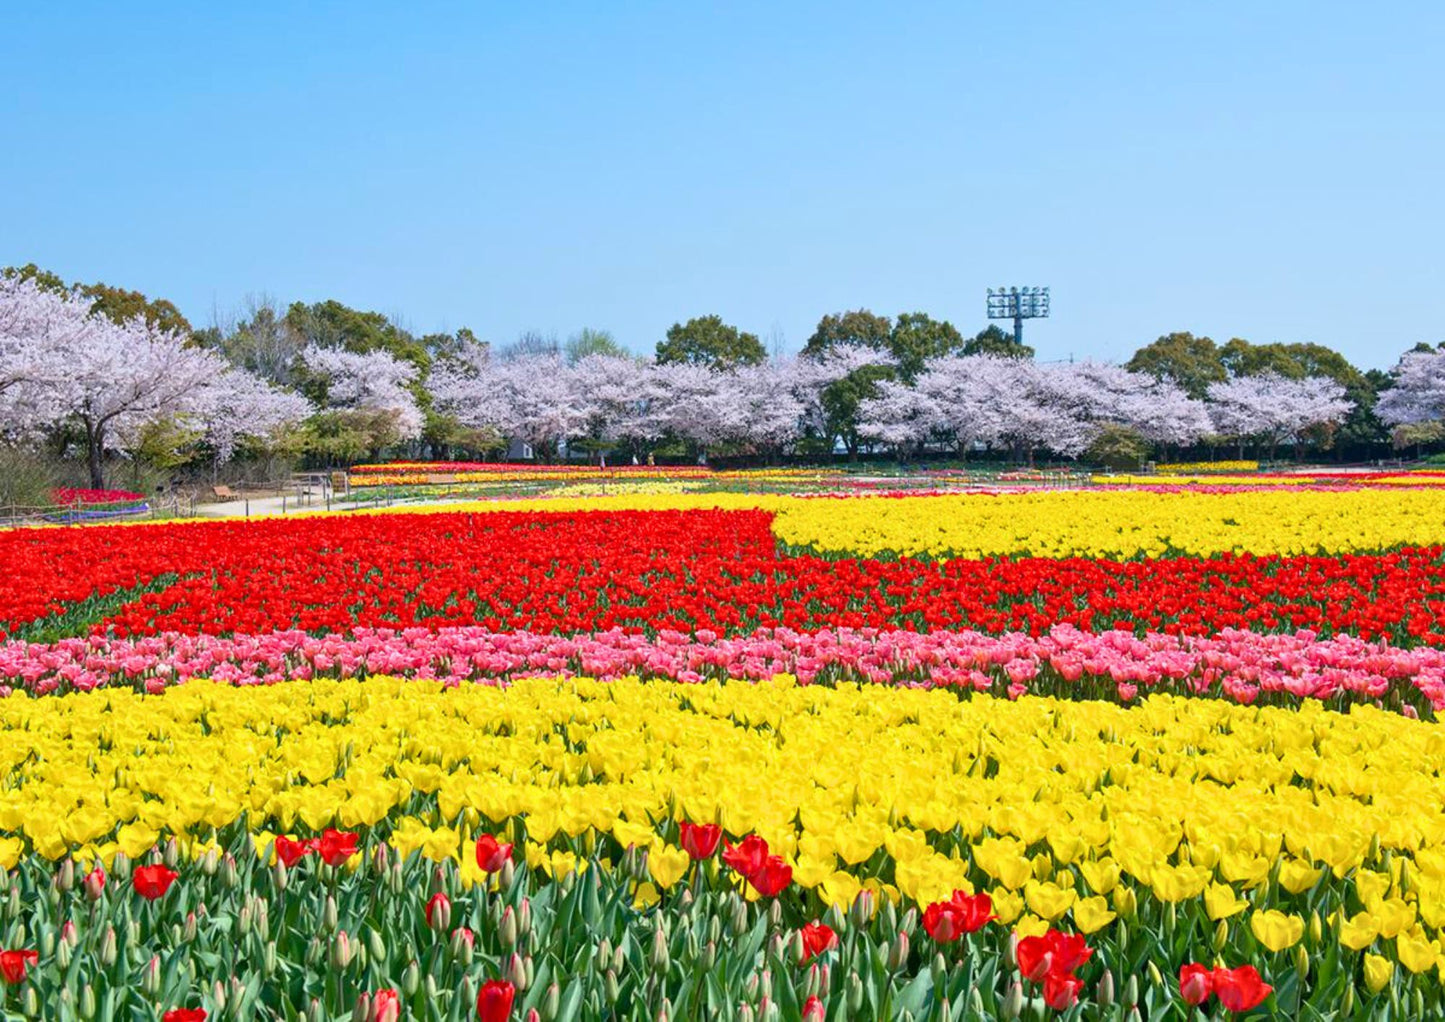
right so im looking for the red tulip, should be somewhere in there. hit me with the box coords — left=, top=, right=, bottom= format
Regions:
left=1179, top=963, right=1214, bottom=1006
left=1042, top=970, right=1083, bottom=1011
left=163, top=1011, right=208, bottom=1022
left=801, top=995, right=825, bottom=1022
left=949, top=891, right=995, bottom=932
left=800, top=922, right=837, bottom=961
left=1015, top=937, right=1054, bottom=983
left=922, top=901, right=966, bottom=943
left=370, top=989, right=401, bottom=1022
left=747, top=855, right=792, bottom=898
left=274, top=835, right=312, bottom=867
left=475, top=834, right=514, bottom=873
left=1017, top=930, right=1092, bottom=984
left=426, top=892, right=452, bottom=930
left=317, top=828, right=359, bottom=866
left=679, top=821, right=722, bottom=860
left=83, top=866, right=106, bottom=901
left=0, top=950, right=37, bottom=985
left=132, top=864, right=178, bottom=901
left=1213, top=965, right=1273, bottom=1013
left=721, top=835, right=770, bottom=877
left=477, top=978, right=516, bottom=1021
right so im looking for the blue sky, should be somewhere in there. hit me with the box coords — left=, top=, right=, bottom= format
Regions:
left=2, top=2, right=1440, bottom=368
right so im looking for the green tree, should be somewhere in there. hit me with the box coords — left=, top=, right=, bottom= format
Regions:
left=888, top=312, right=965, bottom=380
left=1086, top=423, right=1151, bottom=471
left=655, top=315, right=765, bottom=369
left=566, top=328, right=627, bottom=363
left=1126, top=332, right=1227, bottom=400
left=963, top=325, right=1034, bottom=359
left=801, top=309, right=893, bottom=356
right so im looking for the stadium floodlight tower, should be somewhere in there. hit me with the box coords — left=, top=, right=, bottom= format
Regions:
left=986, top=286, right=1050, bottom=346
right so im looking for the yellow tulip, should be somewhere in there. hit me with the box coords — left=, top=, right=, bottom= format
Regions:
left=647, top=844, right=692, bottom=890
left=1250, top=910, right=1305, bottom=952
left=1363, top=954, right=1393, bottom=994
left=1338, top=911, right=1380, bottom=952
left=1204, top=883, right=1249, bottom=921
left=1072, top=896, right=1117, bottom=935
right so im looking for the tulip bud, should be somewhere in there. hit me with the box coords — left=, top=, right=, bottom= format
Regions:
left=538, top=981, right=559, bottom=1022
left=163, top=837, right=180, bottom=868
left=789, top=930, right=805, bottom=964
left=801, top=996, right=825, bottom=1022
left=213, top=980, right=228, bottom=1013
left=111, top=851, right=131, bottom=881
left=499, top=858, right=517, bottom=889
left=899, top=907, right=918, bottom=937
left=402, top=960, right=420, bottom=997
left=1213, top=919, right=1228, bottom=951
left=731, top=896, right=749, bottom=936
left=847, top=974, right=864, bottom=1014
left=450, top=926, right=475, bottom=966
left=368, top=928, right=386, bottom=965
left=60, top=920, right=79, bottom=948
left=21, top=988, right=38, bottom=1017
left=1098, top=968, right=1115, bottom=1008
left=323, top=894, right=339, bottom=932
left=737, top=1006, right=755, bottom=1022
left=83, top=867, right=106, bottom=902
left=351, top=992, right=371, bottom=1022
left=702, top=941, right=717, bottom=971
left=932, top=952, right=947, bottom=988
left=56, top=940, right=72, bottom=971
left=939, top=1001, right=952, bottom=1022
left=1123, top=975, right=1139, bottom=1010
left=968, top=988, right=984, bottom=1016
left=849, top=890, right=874, bottom=930
left=141, top=956, right=162, bottom=997
left=306, top=937, right=325, bottom=968
left=656, top=1001, right=671, bottom=1022
left=500, top=906, right=518, bottom=949
left=1295, top=944, right=1310, bottom=979
left=264, top=940, right=278, bottom=977
left=888, top=930, right=910, bottom=971
left=183, top=911, right=198, bottom=942
left=525, top=955, right=536, bottom=989
left=518, top=896, right=533, bottom=937
left=1147, top=961, right=1163, bottom=989
left=99, top=927, right=117, bottom=968
left=604, top=969, right=620, bottom=1004
left=768, top=900, right=782, bottom=929
left=239, top=902, right=253, bottom=938
left=611, top=942, right=625, bottom=975
left=652, top=927, right=671, bottom=972
left=220, top=853, right=238, bottom=889
left=200, top=849, right=220, bottom=876
left=56, top=858, right=75, bottom=893
left=273, top=859, right=289, bottom=892
left=1309, top=910, right=1322, bottom=945
left=508, top=952, right=529, bottom=992
left=79, top=984, right=96, bottom=1020
left=387, top=860, right=404, bottom=896
left=426, top=891, right=452, bottom=933
left=1004, top=933, right=1018, bottom=971
left=331, top=930, right=354, bottom=970
left=1002, top=982, right=1024, bottom=1020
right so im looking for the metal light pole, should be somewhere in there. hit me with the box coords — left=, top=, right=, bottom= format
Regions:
left=986, top=286, right=1050, bottom=347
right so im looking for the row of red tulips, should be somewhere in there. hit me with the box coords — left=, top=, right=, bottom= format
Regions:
left=5, top=510, right=1445, bottom=644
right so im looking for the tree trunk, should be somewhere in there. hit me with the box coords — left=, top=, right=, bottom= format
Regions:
left=86, top=422, right=105, bottom=489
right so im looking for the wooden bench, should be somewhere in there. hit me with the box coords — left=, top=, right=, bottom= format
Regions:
left=212, top=485, right=239, bottom=500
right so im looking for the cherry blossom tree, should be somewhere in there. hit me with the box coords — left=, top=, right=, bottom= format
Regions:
left=1376, top=350, right=1445, bottom=427
left=301, top=346, right=422, bottom=443
left=1206, top=372, right=1353, bottom=457
left=430, top=352, right=585, bottom=459
left=733, top=359, right=810, bottom=457
left=191, top=369, right=313, bottom=463
left=0, top=275, right=98, bottom=432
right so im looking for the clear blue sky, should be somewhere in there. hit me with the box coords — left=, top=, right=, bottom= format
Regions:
left=3, top=2, right=1440, bottom=369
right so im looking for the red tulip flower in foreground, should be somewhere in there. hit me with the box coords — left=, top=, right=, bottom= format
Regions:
left=163, top=1010, right=208, bottom=1022
left=317, top=828, right=359, bottom=866
left=477, top=978, right=516, bottom=1021
left=132, top=865, right=179, bottom=901
left=678, top=821, right=722, bottom=860
left=721, top=835, right=770, bottom=877
left=1213, top=966, right=1273, bottom=1013
left=801, top=995, right=826, bottom=1022
left=274, top=835, right=313, bottom=867
left=747, top=855, right=793, bottom=898
left=800, top=922, right=838, bottom=961
left=475, top=834, right=514, bottom=873
left=0, top=950, right=37, bottom=985
left=1179, top=964, right=1214, bottom=1006
left=923, top=891, right=995, bottom=943
left=1043, top=970, right=1083, bottom=1011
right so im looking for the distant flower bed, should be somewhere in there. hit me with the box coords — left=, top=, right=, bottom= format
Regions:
left=1156, top=460, right=1260, bottom=473
left=348, top=462, right=835, bottom=487
left=50, top=488, right=147, bottom=507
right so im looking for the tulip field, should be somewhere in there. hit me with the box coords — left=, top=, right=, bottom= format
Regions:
left=4, top=488, right=1445, bottom=1020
